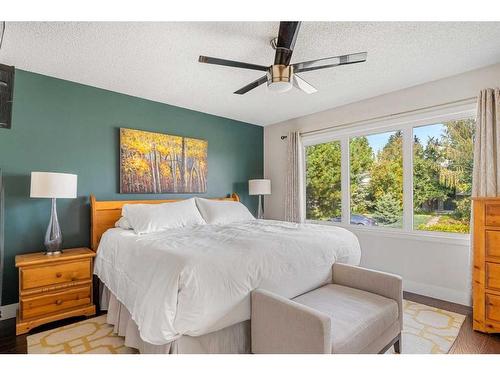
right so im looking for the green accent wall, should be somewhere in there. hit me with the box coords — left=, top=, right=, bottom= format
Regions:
left=0, top=69, right=263, bottom=305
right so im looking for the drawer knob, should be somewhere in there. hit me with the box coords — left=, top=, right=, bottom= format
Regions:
left=56, top=272, right=62, bottom=278
left=55, top=299, right=63, bottom=305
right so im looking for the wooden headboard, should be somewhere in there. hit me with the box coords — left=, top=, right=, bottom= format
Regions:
left=90, top=193, right=240, bottom=251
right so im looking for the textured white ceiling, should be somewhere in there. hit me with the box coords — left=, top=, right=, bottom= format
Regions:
left=1, top=22, right=500, bottom=126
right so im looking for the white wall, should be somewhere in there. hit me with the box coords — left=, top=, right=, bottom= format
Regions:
left=264, top=62, right=500, bottom=306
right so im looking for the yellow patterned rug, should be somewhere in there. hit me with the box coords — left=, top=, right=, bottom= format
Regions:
left=27, top=315, right=137, bottom=354
left=27, top=300, right=465, bottom=354
left=386, top=300, right=465, bottom=354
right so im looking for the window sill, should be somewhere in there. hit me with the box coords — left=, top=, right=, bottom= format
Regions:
left=305, top=220, right=471, bottom=246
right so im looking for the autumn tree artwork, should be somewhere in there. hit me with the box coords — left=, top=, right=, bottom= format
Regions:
left=120, top=128, right=208, bottom=193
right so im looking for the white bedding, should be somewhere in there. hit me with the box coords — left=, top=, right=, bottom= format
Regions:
left=94, top=219, right=360, bottom=345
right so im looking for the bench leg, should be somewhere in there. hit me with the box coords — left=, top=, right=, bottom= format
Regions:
left=394, top=338, right=401, bottom=354
left=378, top=333, right=401, bottom=354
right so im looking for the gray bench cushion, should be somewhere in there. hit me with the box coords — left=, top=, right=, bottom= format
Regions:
left=292, top=284, right=398, bottom=353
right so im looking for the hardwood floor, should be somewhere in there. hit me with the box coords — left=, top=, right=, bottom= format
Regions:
left=0, top=293, right=499, bottom=354
left=0, top=317, right=27, bottom=354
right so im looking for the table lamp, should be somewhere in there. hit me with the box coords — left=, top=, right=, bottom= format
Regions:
left=30, top=172, right=77, bottom=255
left=249, top=179, right=271, bottom=219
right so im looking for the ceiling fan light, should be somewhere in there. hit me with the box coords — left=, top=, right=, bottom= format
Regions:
left=267, top=81, right=293, bottom=93
left=267, top=64, right=293, bottom=93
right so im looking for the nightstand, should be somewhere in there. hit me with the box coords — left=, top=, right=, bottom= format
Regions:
left=15, top=247, right=96, bottom=335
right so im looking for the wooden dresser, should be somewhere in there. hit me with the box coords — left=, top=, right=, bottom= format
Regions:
left=15, top=247, right=96, bottom=335
left=472, top=197, right=500, bottom=333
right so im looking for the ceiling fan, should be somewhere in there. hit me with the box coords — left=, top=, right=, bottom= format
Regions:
left=198, top=22, right=367, bottom=95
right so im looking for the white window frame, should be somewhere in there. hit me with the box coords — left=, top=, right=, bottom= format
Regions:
left=302, top=101, right=476, bottom=244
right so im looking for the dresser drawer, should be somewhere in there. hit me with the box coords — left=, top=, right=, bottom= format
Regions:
left=486, top=262, right=500, bottom=291
left=485, top=204, right=500, bottom=227
left=20, top=285, right=91, bottom=320
left=485, top=230, right=500, bottom=260
left=486, top=294, right=500, bottom=323
left=20, top=260, right=92, bottom=291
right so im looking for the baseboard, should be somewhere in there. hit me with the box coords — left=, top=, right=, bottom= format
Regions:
left=0, top=303, right=18, bottom=320
left=403, top=280, right=471, bottom=307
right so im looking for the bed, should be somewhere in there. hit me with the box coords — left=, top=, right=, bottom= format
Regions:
left=90, top=193, right=361, bottom=353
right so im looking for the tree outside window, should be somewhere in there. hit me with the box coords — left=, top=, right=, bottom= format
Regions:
left=304, top=118, right=474, bottom=234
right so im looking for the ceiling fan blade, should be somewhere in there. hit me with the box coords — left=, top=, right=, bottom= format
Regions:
left=274, top=21, right=301, bottom=66
left=292, top=52, right=367, bottom=73
left=293, top=74, right=317, bottom=94
left=234, top=75, right=268, bottom=95
left=199, top=56, right=268, bottom=72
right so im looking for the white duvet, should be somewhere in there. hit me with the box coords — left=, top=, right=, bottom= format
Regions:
left=94, top=220, right=360, bottom=345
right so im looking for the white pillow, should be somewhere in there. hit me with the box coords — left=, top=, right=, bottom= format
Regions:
left=122, top=198, right=206, bottom=235
left=195, top=198, right=255, bottom=225
left=115, top=216, right=132, bottom=230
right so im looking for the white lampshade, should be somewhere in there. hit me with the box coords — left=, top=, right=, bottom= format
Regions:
left=30, top=172, right=77, bottom=199
left=249, top=179, right=271, bottom=196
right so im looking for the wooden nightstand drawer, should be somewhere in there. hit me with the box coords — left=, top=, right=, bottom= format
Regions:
left=20, top=259, right=91, bottom=291
left=20, top=285, right=91, bottom=320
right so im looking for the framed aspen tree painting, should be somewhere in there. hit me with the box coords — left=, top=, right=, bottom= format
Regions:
left=120, top=128, right=208, bottom=193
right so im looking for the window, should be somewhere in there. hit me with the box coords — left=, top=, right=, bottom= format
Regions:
left=350, top=131, right=403, bottom=227
left=413, top=120, right=474, bottom=233
left=303, top=105, right=475, bottom=236
left=305, top=140, right=341, bottom=221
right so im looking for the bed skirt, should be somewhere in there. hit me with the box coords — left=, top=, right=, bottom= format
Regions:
left=100, top=285, right=251, bottom=354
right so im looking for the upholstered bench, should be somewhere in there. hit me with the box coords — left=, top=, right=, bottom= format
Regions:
left=251, top=263, right=403, bottom=354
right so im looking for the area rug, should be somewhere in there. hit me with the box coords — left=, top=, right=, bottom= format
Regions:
left=386, top=300, right=466, bottom=354
left=27, top=299, right=465, bottom=354
left=27, top=314, right=137, bottom=354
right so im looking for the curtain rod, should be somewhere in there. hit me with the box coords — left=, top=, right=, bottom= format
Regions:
left=280, top=96, right=477, bottom=140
